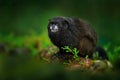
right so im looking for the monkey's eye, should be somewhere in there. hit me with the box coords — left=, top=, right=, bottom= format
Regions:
left=49, top=24, right=59, bottom=32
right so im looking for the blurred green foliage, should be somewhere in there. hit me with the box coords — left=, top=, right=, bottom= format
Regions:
left=0, top=54, right=120, bottom=80
left=0, top=0, right=120, bottom=45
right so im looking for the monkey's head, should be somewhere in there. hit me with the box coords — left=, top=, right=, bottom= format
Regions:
left=48, top=17, right=70, bottom=33
left=47, top=16, right=79, bottom=49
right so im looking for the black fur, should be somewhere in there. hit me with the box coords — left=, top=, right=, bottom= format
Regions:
left=48, top=16, right=108, bottom=60
left=95, top=46, right=108, bottom=60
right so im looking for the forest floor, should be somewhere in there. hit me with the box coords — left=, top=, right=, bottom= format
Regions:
left=0, top=34, right=120, bottom=79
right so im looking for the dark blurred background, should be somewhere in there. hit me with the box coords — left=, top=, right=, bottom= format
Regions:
left=0, top=0, right=120, bottom=45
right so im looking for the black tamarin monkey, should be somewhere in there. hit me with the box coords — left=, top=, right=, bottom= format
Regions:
left=47, top=16, right=108, bottom=60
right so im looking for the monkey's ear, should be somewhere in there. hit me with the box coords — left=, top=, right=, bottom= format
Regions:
left=63, top=19, right=70, bottom=27
left=62, top=20, right=69, bottom=29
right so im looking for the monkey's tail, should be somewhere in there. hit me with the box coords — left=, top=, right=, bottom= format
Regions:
left=95, top=46, right=109, bottom=60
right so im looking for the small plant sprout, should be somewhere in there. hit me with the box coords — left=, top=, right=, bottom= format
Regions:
left=93, top=52, right=99, bottom=60
left=62, top=46, right=79, bottom=61
left=85, top=55, right=89, bottom=59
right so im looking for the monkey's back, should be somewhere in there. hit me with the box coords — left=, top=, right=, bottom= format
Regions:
left=72, top=18, right=97, bottom=57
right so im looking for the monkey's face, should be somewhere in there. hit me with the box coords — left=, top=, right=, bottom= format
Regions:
left=49, top=24, right=59, bottom=33
left=48, top=17, right=69, bottom=33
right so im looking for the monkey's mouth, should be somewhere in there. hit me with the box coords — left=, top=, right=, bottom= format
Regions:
left=49, top=24, right=59, bottom=32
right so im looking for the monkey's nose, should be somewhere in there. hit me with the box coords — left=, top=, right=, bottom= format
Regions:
left=50, top=25, right=59, bottom=32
